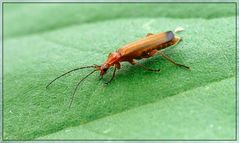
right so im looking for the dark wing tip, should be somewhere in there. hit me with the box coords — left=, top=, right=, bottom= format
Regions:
left=165, top=31, right=174, bottom=41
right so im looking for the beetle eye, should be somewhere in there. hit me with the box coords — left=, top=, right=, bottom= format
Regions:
left=103, top=68, right=108, bottom=72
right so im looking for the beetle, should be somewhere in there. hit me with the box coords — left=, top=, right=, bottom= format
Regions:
left=46, top=27, right=190, bottom=107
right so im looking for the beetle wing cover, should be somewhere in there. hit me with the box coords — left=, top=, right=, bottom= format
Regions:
left=118, top=31, right=174, bottom=56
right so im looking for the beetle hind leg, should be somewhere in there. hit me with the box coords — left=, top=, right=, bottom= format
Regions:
left=157, top=51, right=190, bottom=69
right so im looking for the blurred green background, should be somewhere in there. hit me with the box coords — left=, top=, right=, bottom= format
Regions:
left=3, top=3, right=236, bottom=140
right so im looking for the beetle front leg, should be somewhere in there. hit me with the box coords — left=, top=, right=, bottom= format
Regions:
left=103, top=67, right=117, bottom=84
left=103, top=63, right=121, bottom=84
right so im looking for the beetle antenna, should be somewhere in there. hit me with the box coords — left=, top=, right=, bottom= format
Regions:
left=69, top=69, right=97, bottom=108
left=46, top=65, right=99, bottom=89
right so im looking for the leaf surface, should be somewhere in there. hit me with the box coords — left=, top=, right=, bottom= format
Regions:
left=3, top=4, right=236, bottom=140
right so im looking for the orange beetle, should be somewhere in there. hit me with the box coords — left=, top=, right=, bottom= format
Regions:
left=46, top=27, right=190, bottom=107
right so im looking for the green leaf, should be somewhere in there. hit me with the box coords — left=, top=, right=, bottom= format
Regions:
left=4, top=3, right=235, bottom=38
left=40, top=77, right=236, bottom=140
left=3, top=4, right=236, bottom=140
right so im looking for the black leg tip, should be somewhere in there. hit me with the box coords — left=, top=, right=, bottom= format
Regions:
left=177, top=64, right=190, bottom=70
left=183, top=65, right=191, bottom=70
left=151, top=69, right=161, bottom=72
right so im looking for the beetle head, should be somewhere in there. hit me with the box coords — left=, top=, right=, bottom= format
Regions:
left=100, top=63, right=110, bottom=77
left=100, top=52, right=120, bottom=77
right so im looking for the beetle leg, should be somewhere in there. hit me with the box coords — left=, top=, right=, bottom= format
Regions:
left=147, top=50, right=159, bottom=64
left=104, top=66, right=117, bottom=84
left=104, top=63, right=120, bottom=84
left=115, top=62, right=121, bottom=69
left=128, top=60, right=137, bottom=65
left=157, top=51, right=190, bottom=69
left=148, top=50, right=158, bottom=56
left=146, top=33, right=154, bottom=37
left=129, top=60, right=160, bottom=72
